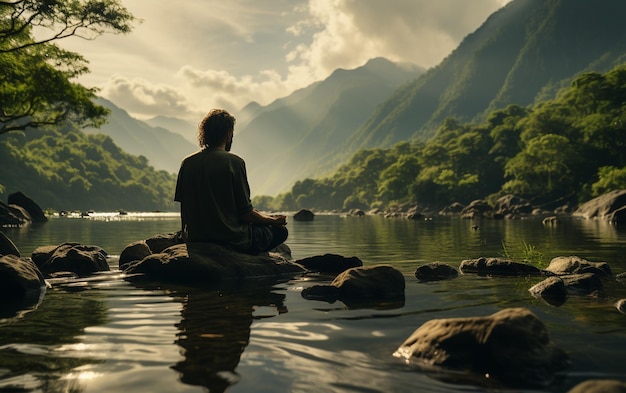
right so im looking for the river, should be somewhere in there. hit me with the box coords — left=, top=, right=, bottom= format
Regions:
left=1, top=212, right=625, bottom=392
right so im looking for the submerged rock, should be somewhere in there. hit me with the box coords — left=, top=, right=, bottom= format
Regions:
left=615, top=299, right=626, bottom=315
left=32, top=242, right=109, bottom=278
left=414, top=262, right=458, bottom=282
left=460, top=257, right=541, bottom=276
left=529, top=276, right=567, bottom=306
left=546, top=256, right=612, bottom=277
left=394, top=307, right=570, bottom=388
left=302, top=264, right=405, bottom=308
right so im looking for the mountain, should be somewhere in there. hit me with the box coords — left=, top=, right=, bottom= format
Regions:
left=146, top=115, right=196, bottom=143
left=231, top=57, right=424, bottom=196
left=345, top=0, right=626, bottom=153
left=85, top=98, right=197, bottom=174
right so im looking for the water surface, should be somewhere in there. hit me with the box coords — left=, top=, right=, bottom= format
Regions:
left=1, top=213, right=625, bottom=392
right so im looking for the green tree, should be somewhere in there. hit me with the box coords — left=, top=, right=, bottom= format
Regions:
left=0, top=0, right=135, bottom=135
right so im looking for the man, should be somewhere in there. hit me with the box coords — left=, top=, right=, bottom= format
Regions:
left=174, top=109, right=287, bottom=254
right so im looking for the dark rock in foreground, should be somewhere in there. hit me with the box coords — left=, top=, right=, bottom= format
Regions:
left=460, top=257, right=542, bottom=276
left=122, top=241, right=305, bottom=285
left=394, top=307, right=570, bottom=388
left=0, top=254, right=47, bottom=314
left=295, top=253, right=362, bottom=274
left=32, top=242, right=109, bottom=278
left=302, top=264, right=405, bottom=308
left=414, top=262, right=458, bottom=282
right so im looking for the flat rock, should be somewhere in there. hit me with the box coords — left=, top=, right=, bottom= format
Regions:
left=414, top=262, right=458, bottom=282
left=460, top=257, right=541, bottom=276
left=546, top=256, right=612, bottom=277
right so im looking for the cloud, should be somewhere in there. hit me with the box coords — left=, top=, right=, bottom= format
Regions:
left=85, top=0, right=511, bottom=120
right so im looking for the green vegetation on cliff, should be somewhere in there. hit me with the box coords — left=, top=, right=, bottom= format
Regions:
left=255, top=64, right=626, bottom=212
left=0, top=124, right=177, bottom=211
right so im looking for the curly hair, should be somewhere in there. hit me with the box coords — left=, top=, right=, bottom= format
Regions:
left=197, top=109, right=236, bottom=148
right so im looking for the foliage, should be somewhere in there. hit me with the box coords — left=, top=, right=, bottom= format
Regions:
left=500, top=240, right=545, bottom=268
left=0, top=124, right=177, bottom=211
left=255, top=64, right=626, bottom=212
left=0, top=0, right=135, bottom=135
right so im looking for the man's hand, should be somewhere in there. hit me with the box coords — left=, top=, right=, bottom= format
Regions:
left=271, top=214, right=287, bottom=227
left=241, top=209, right=287, bottom=227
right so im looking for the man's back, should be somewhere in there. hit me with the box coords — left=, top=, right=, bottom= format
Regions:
left=174, top=148, right=253, bottom=249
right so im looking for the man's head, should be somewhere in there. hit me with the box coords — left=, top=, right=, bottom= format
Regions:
left=198, top=109, right=236, bottom=151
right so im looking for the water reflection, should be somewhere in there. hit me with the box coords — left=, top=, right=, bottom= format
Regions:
left=166, top=280, right=287, bottom=392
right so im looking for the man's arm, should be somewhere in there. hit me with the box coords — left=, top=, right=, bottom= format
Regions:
left=240, top=209, right=286, bottom=227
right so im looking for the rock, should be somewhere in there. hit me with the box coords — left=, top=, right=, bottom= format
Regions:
left=295, top=253, right=362, bottom=274
left=393, top=307, right=570, bottom=387
left=494, top=194, right=533, bottom=216
left=617, top=272, right=626, bottom=282
left=460, top=199, right=493, bottom=219
left=414, top=262, right=458, bottom=282
left=439, top=202, right=465, bottom=215
left=459, top=257, right=542, bottom=276
left=561, top=273, right=604, bottom=296
left=546, top=256, right=612, bottom=277
left=7, top=192, right=47, bottom=223
left=567, top=379, right=626, bottom=393
left=529, top=276, right=567, bottom=306
left=0, top=254, right=46, bottom=312
left=573, top=189, right=626, bottom=222
left=119, top=241, right=152, bottom=271
left=293, top=209, right=315, bottom=221
left=615, top=299, right=626, bottom=314
left=302, top=265, right=405, bottom=308
left=0, top=200, right=31, bottom=226
left=542, top=216, right=560, bottom=225
left=122, top=242, right=304, bottom=285
left=0, top=231, right=20, bottom=257
left=32, top=242, right=109, bottom=278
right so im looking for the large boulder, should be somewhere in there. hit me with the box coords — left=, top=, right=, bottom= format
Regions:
left=394, top=308, right=570, bottom=387
left=573, top=190, right=626, bottom=223
left=460, top=257, right=542, bottom=276
left=0, top=201, right=31, bottom=227
left=295, top=253, right=362, bottom=274
left=293, top=209, right=315, bottom=222
left=122, top=242, right=304, bottom=285
left=460, top=199, right=493, bottom=219
left=32, top=242, right=110, bottom=278
left=0, top=254, right=47, bottom=315
left=494, top=194, right=533, bottom=216
left=7, top=192, right=47, bottom=223
left=0, top=231, right=20, bottom=257
left=301, top=265, right=405, bottom=308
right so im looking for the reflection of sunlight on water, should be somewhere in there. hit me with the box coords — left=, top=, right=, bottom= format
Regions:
left=254, top=322, right=341, bottom=341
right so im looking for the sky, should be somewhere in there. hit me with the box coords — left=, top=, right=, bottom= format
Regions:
left=56, top=0, right=511, bottom=124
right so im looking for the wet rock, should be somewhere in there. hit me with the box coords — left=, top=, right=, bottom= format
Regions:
left=7, top=192, right=47, bottom=223
left=393, top=307, right=570, bottom=388
left=302, top=265, right=405, bottom=308
left=615, top=299, right=626, bottom=315
left=561, top=273, right=604, bottom=296
left=293, top=209, right=315, bottom=221
left=567, top=379, right=626, bottom=393
left=573, top=189, right=626, bottom=223
left=414, top=262, right=458, bottom=282
left=0, top=201, right=31, bottom=226
left=546, top=256, right=612, bottom=277
left=0, top=231, right=20, bottom=257
left=439, top=202, right=465, bottom=216
left=529, top=276, right=567, bottom=306
left=459, top=257, right=541, bottom=276
left=32, top=242, right=109, bottom=278
left=122, top=242, right=304, bottom=285
left=295, top=253, right=362, bottom=274
left=542, top=216, right=560, bottom=225
left=0, top=254, right=46, bottom=312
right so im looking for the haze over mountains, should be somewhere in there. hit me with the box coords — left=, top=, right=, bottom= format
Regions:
left=93, top=0, right=626, bottom=197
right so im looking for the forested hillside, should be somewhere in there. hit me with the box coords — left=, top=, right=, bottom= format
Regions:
left=0, top=124, right=177, bottom=212
left=342, top=0, right=626, bottom=155
left=254, top=65, right=626, bottom=212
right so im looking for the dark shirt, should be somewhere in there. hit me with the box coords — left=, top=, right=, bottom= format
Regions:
left=174, top=148, right=253, bottom=249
